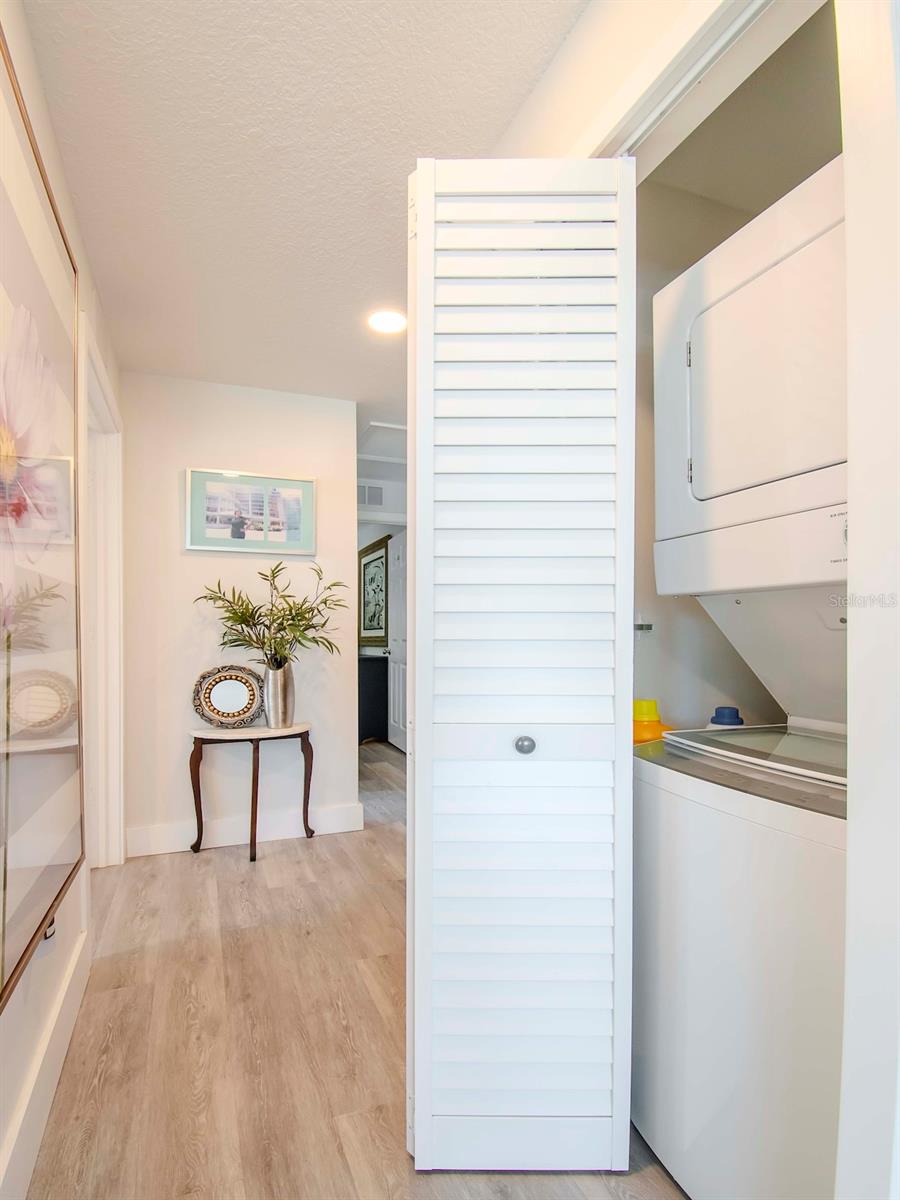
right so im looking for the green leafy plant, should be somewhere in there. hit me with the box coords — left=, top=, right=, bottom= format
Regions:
left=0, top=578, right=63, bottom=652
left=195, top=562, right=346, bottom=670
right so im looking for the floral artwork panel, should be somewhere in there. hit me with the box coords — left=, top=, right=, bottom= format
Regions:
left=1, top=40, right=83, bottom=1007
left=0, top=455, right=73, bottom=543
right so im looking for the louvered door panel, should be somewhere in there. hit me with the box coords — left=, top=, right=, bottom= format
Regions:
left=435, top=392, right=617, bottom=418
left=434, top=417, right=617, bottom=444
left=409, top=158, right=635, bottom=1171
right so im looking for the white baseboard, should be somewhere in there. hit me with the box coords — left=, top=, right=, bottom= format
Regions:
left=0, top=910, right=90, bottom=1200
left=126, top=801, right=364, bottom=858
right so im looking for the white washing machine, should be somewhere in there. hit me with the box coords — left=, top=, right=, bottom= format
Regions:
left=634, top=156, right=848, bottom=1200
left=633, top=734, right=846, bottom=1200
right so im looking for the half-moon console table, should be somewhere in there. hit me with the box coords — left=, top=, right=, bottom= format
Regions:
left=189, top=723, right=313, bottom=862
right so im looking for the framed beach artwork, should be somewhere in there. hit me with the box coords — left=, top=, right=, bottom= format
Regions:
left=185, top=468, right=316, bottom=555
left=1, top=28, right=84, bottom=1010
left=358, top=535, right=389, bottom=648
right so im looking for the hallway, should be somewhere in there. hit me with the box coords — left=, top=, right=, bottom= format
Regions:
left=28, top=749, right=683, bottom=1200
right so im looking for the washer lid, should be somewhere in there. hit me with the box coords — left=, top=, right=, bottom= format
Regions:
left=662, top=724, right=846, bottom=786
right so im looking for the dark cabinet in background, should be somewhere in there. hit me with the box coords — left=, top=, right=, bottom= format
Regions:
left=358, top=655, right=388, bottom=743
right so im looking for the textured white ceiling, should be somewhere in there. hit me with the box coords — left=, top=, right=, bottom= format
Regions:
left=23, top=0, right=587, bottom=421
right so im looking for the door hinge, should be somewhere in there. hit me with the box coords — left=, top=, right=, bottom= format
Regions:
left=686, top=340, right=692, bottom=367
left=688, top=457, right=693, bottom=483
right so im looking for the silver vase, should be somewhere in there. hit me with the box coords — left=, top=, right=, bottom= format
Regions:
left=263, top=663, right=294, bottom=728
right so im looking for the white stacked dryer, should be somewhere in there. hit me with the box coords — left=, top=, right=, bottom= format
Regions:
left=633, top=158, right=848, bottom=1200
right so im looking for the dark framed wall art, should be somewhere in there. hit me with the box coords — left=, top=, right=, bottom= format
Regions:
left=358, top=535, right=389, bottom=648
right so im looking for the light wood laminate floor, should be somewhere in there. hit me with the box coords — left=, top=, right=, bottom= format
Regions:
left=28, top=743, right=686, bottom=1200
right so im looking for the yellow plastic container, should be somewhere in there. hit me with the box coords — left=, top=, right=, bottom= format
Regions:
left=633, top=698, right=673, bottom=744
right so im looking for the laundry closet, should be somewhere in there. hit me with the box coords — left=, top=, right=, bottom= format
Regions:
left=405, top=0, right=874, bottom=1188
left=632, top=0, right=844, bottom=729
left=631, top=7, right=848, bottom=1200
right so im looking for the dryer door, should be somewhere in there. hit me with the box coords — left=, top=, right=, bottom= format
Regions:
left=690, top=225, right=845, bottom=501
left=653, top=157, right=846, bottom=542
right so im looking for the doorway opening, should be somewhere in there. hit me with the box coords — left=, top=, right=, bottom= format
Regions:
left=630, top=4, right=846, bottom=1196
left=357, top=421, right=408, bottom=827
left=632, top=0, right=842, bottom=726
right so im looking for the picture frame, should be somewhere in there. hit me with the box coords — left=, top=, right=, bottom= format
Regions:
left=0, top=456, right=74, bottom=544
left=185, top=467, right=316, bottom=555
left=358, top=535, right=390, bottom=647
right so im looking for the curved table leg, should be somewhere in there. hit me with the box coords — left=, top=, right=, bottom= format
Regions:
left=300, top=732, right=315, bottom=838
left=250, top=739, right=260, bottom=862
left=190, top=738, right=204, bottom=852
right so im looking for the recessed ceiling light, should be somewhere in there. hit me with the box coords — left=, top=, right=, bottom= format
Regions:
left=367, top=310, right=407, bottom=334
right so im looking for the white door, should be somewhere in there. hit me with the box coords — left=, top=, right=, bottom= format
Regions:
left=407, top=158, right=635, bottom=1171
left=388, top=530, right=408, bottom=751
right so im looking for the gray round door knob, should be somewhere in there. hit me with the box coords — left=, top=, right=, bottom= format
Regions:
left=514, top=735, right=536, bottom=755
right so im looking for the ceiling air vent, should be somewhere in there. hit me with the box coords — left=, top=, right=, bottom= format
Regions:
left=358, top=484, right=384, bottom=507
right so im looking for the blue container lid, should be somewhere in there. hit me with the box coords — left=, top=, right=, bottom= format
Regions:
left=711, top=705, right=744, bottom=726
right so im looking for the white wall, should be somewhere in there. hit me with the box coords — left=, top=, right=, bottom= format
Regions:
left=0, top=6, right=117, bottom=1195
left=358, top=474, right=406, bottom=524
left=122, top=372, right=361, bottom=856
left=3, top=0, right=118, bottom=392
left=358, top=521, right=399, bottom=548
left=634, top=180, right=784, bottom=728
left=492, top=0, right=738, bottom=158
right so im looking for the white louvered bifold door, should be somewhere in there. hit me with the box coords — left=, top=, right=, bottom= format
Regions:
left=407, top=158, right=635, bottom=1172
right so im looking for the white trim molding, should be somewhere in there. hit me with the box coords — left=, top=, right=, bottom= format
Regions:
left=834, top=2, right=900, bottom=1197
left=494, top=0, right=773, bottom=159
left=593, top=0, right=775, bottom=158
left=78, top=312, right=125, bottom=868
left=620, top=0, right=827, bottom=181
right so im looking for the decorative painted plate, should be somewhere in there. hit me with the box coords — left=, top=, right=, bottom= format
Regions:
left=193, top=664, right=264, bottom=728
left=9, top=670, right=78, bottom=738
